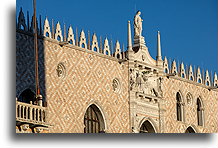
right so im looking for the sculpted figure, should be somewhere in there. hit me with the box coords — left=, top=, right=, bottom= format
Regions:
left=136, top=72, right=142, bottom=89
left=134, top=11, right=143, bottom=36
left=130, top=69, right=135, bottom=90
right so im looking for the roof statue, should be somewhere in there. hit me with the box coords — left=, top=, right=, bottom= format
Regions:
left=134, top=11, right=143, bottom=37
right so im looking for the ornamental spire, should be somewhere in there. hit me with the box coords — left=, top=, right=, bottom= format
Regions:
left=127, top=21, right=132, bottom=51
left=157, top=31, right=162, bottom=61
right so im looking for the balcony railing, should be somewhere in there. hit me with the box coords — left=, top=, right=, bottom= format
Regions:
left=16, top=100, right=47, bottom=125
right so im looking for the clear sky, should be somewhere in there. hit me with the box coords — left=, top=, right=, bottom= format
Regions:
left=16, top=0, right=217, bottom=74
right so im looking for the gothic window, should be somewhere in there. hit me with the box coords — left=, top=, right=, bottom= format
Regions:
left=69, top=39, right=73, bottom=44
left=84, top=104, right=105, bottom=133
left=176, top=92, right=183, bottom=121
left=206, top=81, right=209, bottom=86
left=164, top=68, right=168, bottom=74
left=198, top=79, right=201, bottom=83
left=197, top=98, right=204, bottom=126
left=116, top=53, right=120, bottom=59
left=94, top=47, right=97, bottom=52
left=185, top=126, right=196, bottom=133
left=57, top=35, right=61, bottom=41
left=18, top=89, right=36, bottom=104
left=20, top=25, right=25, bottom=30
left=82, top=43, right=85, bottom=48
left=106, top=50, right=109, bottom=55
left=139, top=120, right=155, bottom=133
left=182, top=73, right=185, bottom=78
left=190, top=76, right=194, bottom=81
left=46, top=32, right=50, bottom=37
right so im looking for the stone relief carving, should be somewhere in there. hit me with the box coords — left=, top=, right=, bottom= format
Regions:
left=56, top=63, right=66, bottom=78
left=130, top=68, right=163, bottom=97
left=129, top=69, right=135, bottom=90
left=186, top=94, right=192, bottom=105
left=112, top=78, right=120, bottom=93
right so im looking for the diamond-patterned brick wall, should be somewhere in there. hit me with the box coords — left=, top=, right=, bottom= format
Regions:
left=162, top=77, right=218, bottom=133
left=16, top=31, right=46, bottom=100
left=43, top=39, right=130, bottom=133
left=17, top=31, right=130, bottom=133
left=16, top=31, right=217, bottom=133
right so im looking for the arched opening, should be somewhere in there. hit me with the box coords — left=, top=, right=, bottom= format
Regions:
left=57, top=35, right=61, bottom=41
left=18, top=89, right=36, bottom=104
left=185, top=126, right=196, bottom=133
left=94, top=47, right=97, bottom=52
left=69, top=39, right=73, bottom=44
left=105, top=50, right=109, bottom=55
left=181, top=73, right=185, bottom=78
left=164, top=68, right=168, bottom=74
left=190, top=76, right=193, bottom=81
left=116, top=53, right=120, bottom=59
left=139, top=120, right=156, bottom=133
left=197, top=98, right=203, bottom=126
left=198, top=79, right=201, bottom=83
left=20, top=25, right=25, bottom=30
left=46, top=32, right=49, bottom=37
left=176, top=92, right=183, bottom=121
left=82, top=43, right=85, bottom=48
left=206, top=81, right=209, bottom=86
left=84, top=104, right=105, bottom=133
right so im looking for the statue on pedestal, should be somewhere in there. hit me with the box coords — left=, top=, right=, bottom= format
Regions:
left=134, top=11, right=143, bottom=37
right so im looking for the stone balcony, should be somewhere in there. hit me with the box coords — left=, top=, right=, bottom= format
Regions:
left=16, top=100, right=49, bottom=133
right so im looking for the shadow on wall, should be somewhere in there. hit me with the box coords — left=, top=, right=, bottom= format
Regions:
left=16, top=7, right=46, bottom=106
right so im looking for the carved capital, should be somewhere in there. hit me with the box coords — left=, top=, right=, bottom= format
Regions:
left=20, top=124, right=29, bottom=131
left=34, top=127, right=44, bottom=133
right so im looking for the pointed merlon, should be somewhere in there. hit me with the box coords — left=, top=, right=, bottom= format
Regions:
left=214, top=72, right=218, bottom=87
left=43, top=17, right=51, bottom=38
left=171, top=60, right=177, bottom=74
left=205, top=70, right=210, bottom=86
left=164, top=56, right=168, bottom=63
left=103, top=38, right=111, bottom=56
left=115, top=40, right=120, bottom=50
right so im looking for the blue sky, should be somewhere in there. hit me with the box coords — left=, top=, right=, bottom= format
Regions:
left=16, top=0, right=217, bottom=74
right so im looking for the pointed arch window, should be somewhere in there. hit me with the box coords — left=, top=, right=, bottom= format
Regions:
left=197, top=98, right=204, bottom=126
left=18, top=89, right=36, bottom=104
left=84, top=104, right=105, bottom=133
left=139, top=120, right=156, bottom=133
left=181, top=73, right=185, bottom=78
left=185, top=126, right=196, bottom=133
left=164, top=68, right=168, bottom=74
left=176, top=92, right=183, bottom=121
